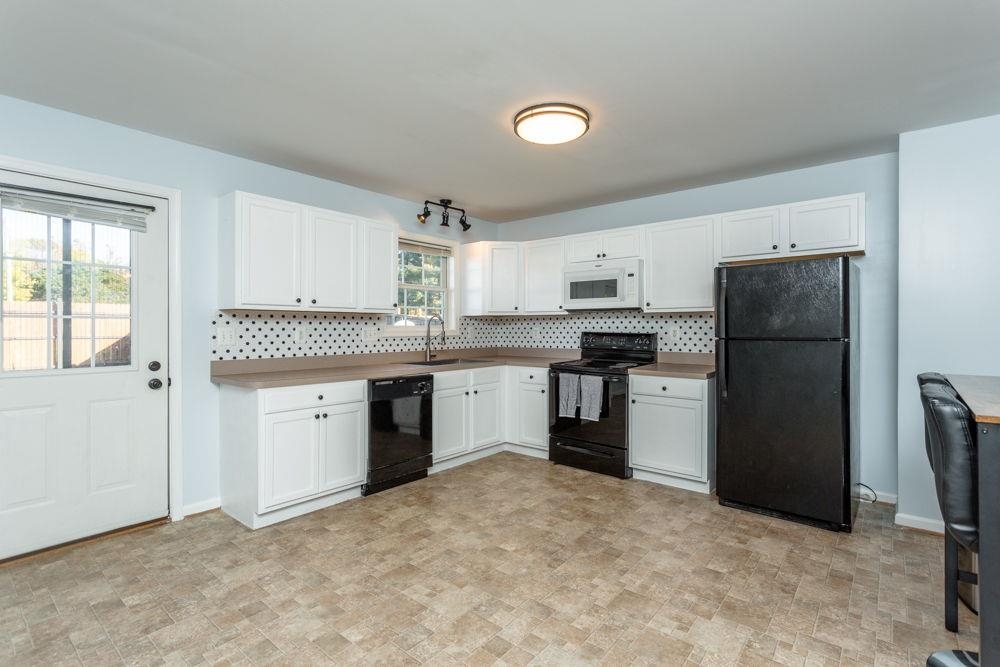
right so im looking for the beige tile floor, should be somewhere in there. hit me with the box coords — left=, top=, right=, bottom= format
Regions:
left=0, top=452, right=979, bottom=665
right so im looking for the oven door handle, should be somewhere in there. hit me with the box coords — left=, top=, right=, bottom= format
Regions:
left=548, top=372, right=625, bottom=383
left=558, top=443, right=616, bottom=459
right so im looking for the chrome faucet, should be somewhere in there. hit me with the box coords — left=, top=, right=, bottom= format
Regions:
left=425, top=314, right=446, bottom=362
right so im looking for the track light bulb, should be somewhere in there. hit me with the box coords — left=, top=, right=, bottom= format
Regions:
left=417, top=205, right=431, bottom=223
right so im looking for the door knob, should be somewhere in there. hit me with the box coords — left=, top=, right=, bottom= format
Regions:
left=148, top=378, right=163, bottom=390
left=148, top=361, right=161, bottom=371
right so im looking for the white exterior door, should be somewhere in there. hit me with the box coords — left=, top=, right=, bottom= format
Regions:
left=522, top=239, right=565, bottom=313
left=432, top=387, right=468, bottom=461
left=308, top=209, right=357, bottom=309
left=241, top=194, right=303, bottom=307
left=0, top=171, right=169, bottom=560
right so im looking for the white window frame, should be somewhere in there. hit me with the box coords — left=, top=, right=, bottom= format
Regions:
left=384, top=230, right=460, bottom=337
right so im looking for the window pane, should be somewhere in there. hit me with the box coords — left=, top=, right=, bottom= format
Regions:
left=94, top=267, right=131, bottom=316
left=54, top=317, right=93, bottom=369
left=1, top=209, right=48, bottom=260
left=423, top=267, right=441, bottom=287
left=48, top=219, right=92, bottom=263
left=94, top=224, right=130, bottom=265
left=406, top=289, right=426, bottom=307
left=2, top=317, right=50, bottom=371
left=50, top=264, right=93, bottom=316
left=94, top=318, right=131, bottom=367
left=427, top=291, right=443, bottom=309
left=1, top=259, right=48, bottom=315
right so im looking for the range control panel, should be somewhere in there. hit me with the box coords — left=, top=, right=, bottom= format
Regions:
left=580, top=332, right=657, bottom=353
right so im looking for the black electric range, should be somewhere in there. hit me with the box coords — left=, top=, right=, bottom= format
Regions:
left=548, top=332, right=657, bottom=478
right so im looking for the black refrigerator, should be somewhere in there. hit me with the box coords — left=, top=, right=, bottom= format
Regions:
left=715, top=256, right=860, bottom=531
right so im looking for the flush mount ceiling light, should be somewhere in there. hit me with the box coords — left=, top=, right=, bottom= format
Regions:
left=513, top=102, right=590, bottom=145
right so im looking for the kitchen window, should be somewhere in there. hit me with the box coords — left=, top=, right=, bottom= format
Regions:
left=389, top=237, right=457, bottom=333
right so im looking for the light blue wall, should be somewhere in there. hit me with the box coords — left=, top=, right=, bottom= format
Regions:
left=897, top=114, right=1000, bottom=526
left=499, top=153, right=901, bottom=497
left=0, top=94, right=498, bottom=509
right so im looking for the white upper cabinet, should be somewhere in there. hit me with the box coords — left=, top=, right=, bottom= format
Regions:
left=567, top=228, right=641, bottom=262
left=643, top=217, right=716, bottom=312
left=461, top=241, right=523, bottom=315
left=522, top=239, right=566, bottom=313
left=359, top=219, right=399, bottom=312
left=220, top=191, right=398, bottom=313
left=239, top=194, right=304, bottom=308
left=718, top=207, right=782, bottom=261
left=308, top=209, right=357, bottom=309
left=787, top=193, right=864, bottom=253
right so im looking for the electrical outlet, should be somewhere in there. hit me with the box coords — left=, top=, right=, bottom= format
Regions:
left=531, top=326, right=542, bottom=343
left=668, top=325, right=682, bottom=343
left=216, top=325, right=236, bottom=346
left=365, top=327, right=380, bottom=343
left=293, top=326, right=313, bottom=344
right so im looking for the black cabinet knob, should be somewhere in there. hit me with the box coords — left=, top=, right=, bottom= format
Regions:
left=295, top=298, right=301, bottom=303
left=322, top=413, right=328, bottom=418
left=148, top=361, right=161, bottom=371
left=393, top=302, right=398, bottom=307
left=514, top=306, right=518, bottom=310
left=558, top=305, right=563, bottom=309
left=631, top=399, right=636, bottom=404
left=602, top=253, right=607, bottom=257
left=596, top=253, right=600, bottom=258
left=662, top=386, right=667, bottom=391
left=473, top=390, right=478, bottom=394
left=465, top=391, right=469, bottom=396
left=318, top=395, right=323, bottom=400
left=541, top=389, right=546, bottom=394
left=771, top=244, right=778, bottom=250
left=314, top=414, right=320, bottom=419
left=646, top=302, right=651, bottom=307
left=311, top=299, right=317, bottom=304
left=148, top=378, right=163, bottom=390
left=790, top=243, right=797, bottom=249
left=529, top=375, right=534, bottom=379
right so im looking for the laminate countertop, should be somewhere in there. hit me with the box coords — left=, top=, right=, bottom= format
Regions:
left=947, top=374, right=1000, bottom=424
left=212, top=355, right=716, bottom=389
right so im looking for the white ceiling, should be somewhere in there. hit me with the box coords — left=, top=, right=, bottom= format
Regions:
left=2, top=1, right=1000, bottom=221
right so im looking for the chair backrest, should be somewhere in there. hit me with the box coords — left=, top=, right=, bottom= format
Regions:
left=917, top=373, right=958, bottom=468
left=920, top=383, right=979, bottom=552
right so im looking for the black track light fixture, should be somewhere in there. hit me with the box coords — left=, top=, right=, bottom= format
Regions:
left=415, top=198, right=471, bottom=232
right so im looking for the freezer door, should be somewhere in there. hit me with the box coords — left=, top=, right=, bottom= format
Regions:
left=717, top=339, right=849, bottom=525
left=718, top=256, right=847, bottom=339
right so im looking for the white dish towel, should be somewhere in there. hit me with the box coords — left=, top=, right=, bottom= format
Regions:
left=579, top=375, right=604, bottom=422
left=558, top=373, right=580, bottom=418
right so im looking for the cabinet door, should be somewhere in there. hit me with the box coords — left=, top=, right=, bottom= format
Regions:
left=261, top=408, right=320, bottom=510
left=471, top=383, right=502, bottom=449
left=567, top=235, right=604, bottom=262
left=629, top=395, right=704, bottom=479
left=719, top=207, right=781, bottom=260
left=788, top=195, right=861, bottom=253
left=359, top=219, right=398, bottom=311
left=602, top=229, right=641, bottom=260
left=522, top=239, right=566, bottom=313
left=487, top=244, right=520, bottom=313
left=241, top=195, right=303, bottom=307
left=319, top=402, right=366, bottom=492
left=433, top=387, right=469, bottom=461
left=516, top=383, right=549, bottom=449
left=308, top=209, right=357, bottom=309
left=644, top=218, right=715, bottom=311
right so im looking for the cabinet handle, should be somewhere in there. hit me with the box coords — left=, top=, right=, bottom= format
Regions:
left=322, top=413, right=328, bottom=418
left=646, top=302, right=651, bottom=307
left=596, top=253, right=600, bottom=258
left=318, top=395, right=323, bottom=400
left=296, top=298, right=302, bottom=303
left=662, top=386, right=667, bottom=392
left=541, top=389, right=546, bottom=394
left=393, top=302, right=398, bottom=307
left=631, top=399, right=636, bottom=404
left=314, top=413, right=320, bottom=419
left=311, top=299, right=317, bottom=304
left=602, top=253, right=607, bottom=258
left=514, top=306, right=518, bottom=310
left=529, top=374, right=534, bottom=379
left=465, top=391, right=469, bottom=396
left=474, top=390, right=478, bottom=394
left=790, top=243, right=797, bottom=249
left=771, top=244, right=778, bottom=250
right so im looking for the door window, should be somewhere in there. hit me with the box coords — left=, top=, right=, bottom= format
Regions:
left=1, top=207, right=132, bottom=372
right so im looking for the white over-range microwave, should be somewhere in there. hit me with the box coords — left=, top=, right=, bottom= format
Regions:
left=562, top=258, right=643, bottom=310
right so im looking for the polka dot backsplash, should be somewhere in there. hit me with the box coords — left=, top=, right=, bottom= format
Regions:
left=210, top=311, right=714, bottom=361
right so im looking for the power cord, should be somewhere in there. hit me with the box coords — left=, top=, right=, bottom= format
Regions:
left=856, top=482, right=878, bottom=504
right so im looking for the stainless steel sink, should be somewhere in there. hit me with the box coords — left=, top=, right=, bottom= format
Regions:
left=408, top=358, right=485, bottom=366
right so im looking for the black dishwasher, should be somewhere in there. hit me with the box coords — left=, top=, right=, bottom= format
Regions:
left=363, top=375, right=433, bottom=495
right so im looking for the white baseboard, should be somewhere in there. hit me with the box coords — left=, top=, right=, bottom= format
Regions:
left=895, top=512, right=944, bottom=534
left=182, top=497, right=221, bottom=517
left=504, top=443, right=548, bottom=459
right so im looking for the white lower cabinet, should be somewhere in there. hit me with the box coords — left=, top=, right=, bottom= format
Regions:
left=515, top=383, right=548, bottom=449
left=431, top=370, right=503, bottom=463
left=220, top=380, right=367, bottom=529
left=628, top=375, right=715, bottom=493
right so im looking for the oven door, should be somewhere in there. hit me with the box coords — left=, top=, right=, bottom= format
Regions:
left=548, top=371, right=628, bottom=449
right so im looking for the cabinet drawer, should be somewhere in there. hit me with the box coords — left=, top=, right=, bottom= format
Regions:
left=629, top=375, right=704, bottom=401
left=470, top=366, right=502, bottom=386
left=516, top=367, right=547, bottom=385
left=263, top=381, right=365, bottom=414
left=433, top=370, right=469, bottom=391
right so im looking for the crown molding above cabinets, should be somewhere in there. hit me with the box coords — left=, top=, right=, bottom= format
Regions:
left=460, top=193, right=865, bottom=316
left=218, top=191, right=398, bottom=314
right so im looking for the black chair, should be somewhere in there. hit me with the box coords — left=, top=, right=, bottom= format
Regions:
left=919, top=380, right=979, bottom=634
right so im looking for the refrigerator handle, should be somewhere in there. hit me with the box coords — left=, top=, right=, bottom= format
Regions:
left=717, top=339, right=727, bottom=399
left=716, top=271, right=727, bottom=339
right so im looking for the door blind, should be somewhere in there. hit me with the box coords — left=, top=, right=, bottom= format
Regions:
left=0, top=185, right=155, bottom=232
